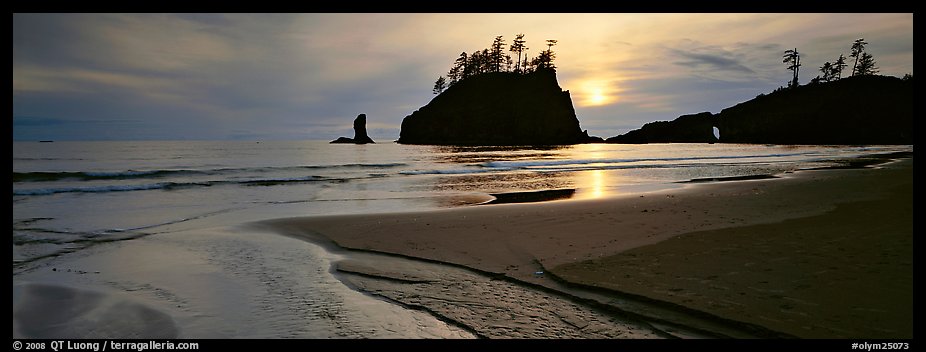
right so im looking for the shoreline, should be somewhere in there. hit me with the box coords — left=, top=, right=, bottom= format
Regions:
left=259, top=152, right=913, bottom=338
left=12, top=149, right=912, bottom=339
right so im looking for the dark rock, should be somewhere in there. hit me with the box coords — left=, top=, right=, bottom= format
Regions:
left=581, top=130, right=605, bottom=143
left=398, top=70, right=601, bottom=145
left=331, top=114, right=375, bottom=144
left=606, top=112, right=718, bottom=144
left=607, top=75, right=913, bottom=145
left=330, top=137, right=355, bottom=143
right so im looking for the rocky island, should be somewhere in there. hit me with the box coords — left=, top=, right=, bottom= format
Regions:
left=399, top=70, right=599, bottom=145
left=397, top=35, right=600, bottom=146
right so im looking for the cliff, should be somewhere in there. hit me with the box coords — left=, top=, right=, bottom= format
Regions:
left=398, top=70, right=600, bottom=145
left=607, top=75, right=913, bottom=145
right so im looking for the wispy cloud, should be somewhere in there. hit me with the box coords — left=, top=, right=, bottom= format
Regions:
left=670, top=48, right=756, bottom=75
left=13, top=13, right=913, bottom=141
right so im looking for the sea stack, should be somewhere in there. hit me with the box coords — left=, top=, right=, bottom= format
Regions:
left=331, top=114, right=375, bottom=144
left=398, top=70, right=601, bottom=145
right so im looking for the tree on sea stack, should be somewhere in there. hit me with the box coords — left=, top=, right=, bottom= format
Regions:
left=491, top=35, right=506, bottom=73
left=534, top=39, right=558, bottom=71
left=783, top=48, right=801, bottom=88
left=850, top=38, right=868, bottom=76
left=833, top=54, right=847, bottom=80
left=855, top=52, right=879, bottom=76
left=820, top=62, right=835, bottom=82
left=509, top=33, right=527, bottom=73
left=398, top=34, right=601, bottom=146
left=448, top=52, right=467, bottom=86
left=433, top=76, right=447, bottom=95
left=545, top=39, right=558, bottom=51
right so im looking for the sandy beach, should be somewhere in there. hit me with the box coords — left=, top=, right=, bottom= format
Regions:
left=262, top=155, right=913, bottom=338
left=12, top=151, right=912, bottom=339
left=13, top=226, right=476, bottom=339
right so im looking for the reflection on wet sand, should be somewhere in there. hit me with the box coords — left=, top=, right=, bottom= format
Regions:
left=578, top=169, right=608, bottom=199
left=419, top=144, right=629, bottom=204
left=428, top=172, right=573, bottom=193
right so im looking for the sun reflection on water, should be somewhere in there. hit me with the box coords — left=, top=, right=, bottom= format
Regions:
left=581, top=169, right=608, bottom=199
left=419, top=143, right=638, bottom=204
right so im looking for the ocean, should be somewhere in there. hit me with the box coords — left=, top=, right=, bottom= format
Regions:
left=12, top=140, right=913, bottom=338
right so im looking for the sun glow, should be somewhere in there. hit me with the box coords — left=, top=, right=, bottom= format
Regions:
left=585, top=169, right=607, bottom=199
left=588, top=89, right=608, bottom=106
left=572, top=78, right=619, bottom=107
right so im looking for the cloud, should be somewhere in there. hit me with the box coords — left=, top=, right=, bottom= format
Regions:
left=670, top=48, right=756, bottom=75
left=662, top=39, right=782, bottom=84
left=12, top=13, right=914, bottom=141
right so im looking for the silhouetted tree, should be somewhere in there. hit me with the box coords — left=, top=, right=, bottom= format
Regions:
left=855, top=52, right=878, bottom=76
left=438, top=34, right=560, bottom=91
left=527, top=39, right=558, bottom=71
left=449, top=52, right=468, bottom=84
left=820, top=62, right=835, bottom=82
left=509, top=33, right=528, bottom=73
left=470, top=50, right=481, bottom=75
left=833, top=54, right=847, bottom=80
left=491, top=36, right=506, bottom=73
left=783, top=48, right=801, bottom=88
left=545, top=39, right=558, bottom=51
left=533, top=49, right=556, bottom=71
left=902, top=73, right=913, bottom=81
left=447, top=52, right=467, bottom=85
left=465, top=50, right=488, bottom=76
left=522, top=49, right=537, bottom=73
left=433, top=76, right=447, bottom=94
left=850, top=38, right=868, bottom=76
left=447, top=65, right=460, bottom=86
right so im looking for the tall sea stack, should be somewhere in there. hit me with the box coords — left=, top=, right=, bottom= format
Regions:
left=331, top=114, right=375, bottom=144
left=398, top=70, right=600, bottom=145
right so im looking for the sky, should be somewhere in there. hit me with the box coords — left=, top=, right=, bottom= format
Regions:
left=12, top=13, right=914, bottom=141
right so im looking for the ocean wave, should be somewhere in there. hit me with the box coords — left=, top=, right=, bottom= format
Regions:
left=12, top=175, right=341, bottom=196
left=332, top=162, right=408, bottom=168
left=401, top=158, right=802, bottom=177
left=480, top=152, right=812, bottom=170
left=13, top=182, right=198, bottom=196
left=13, top=163, right=408, bottom=183
left=12, top=170, right=208, bottom=182
left=400, top=167, right=514, bottom=176
left=239, top=176, right=330, bottom=186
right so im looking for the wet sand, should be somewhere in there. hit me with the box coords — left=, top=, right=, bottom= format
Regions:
left=263, top=156, right=913, bottom=338
left=13, top=282, right=178, bottom=339
left=329, top=251, right=663, bottom=338
left=13, top=226, right=476, bottom=339
left=555, top=162, right=913, bottom=338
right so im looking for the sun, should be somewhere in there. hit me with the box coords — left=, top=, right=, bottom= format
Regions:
left=588, top=89, right=608, bottom=106
left=573, top=79, right=617, bottom=107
